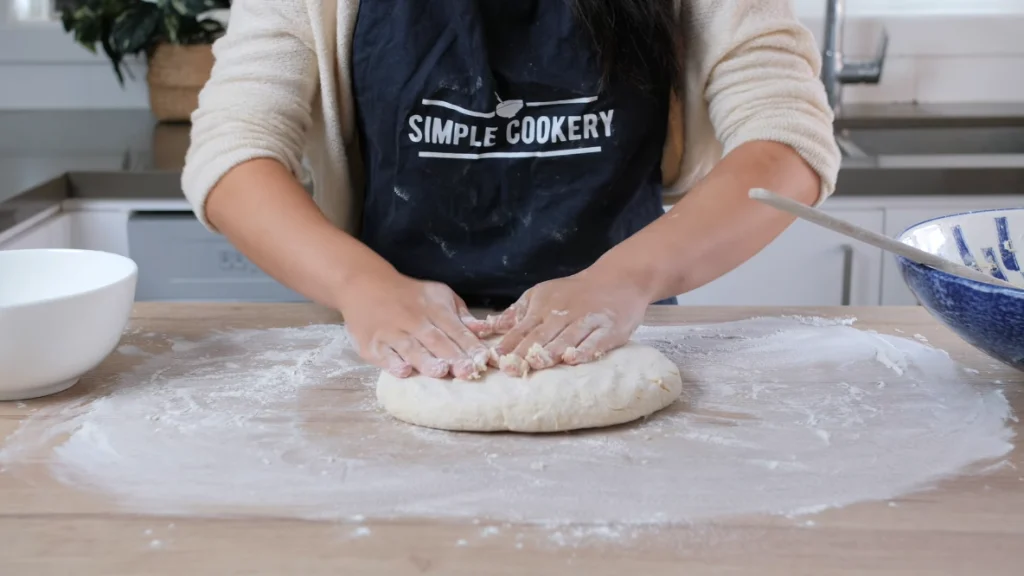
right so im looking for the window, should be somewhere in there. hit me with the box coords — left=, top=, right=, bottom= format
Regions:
left=10, top=0, right=56, bottom=22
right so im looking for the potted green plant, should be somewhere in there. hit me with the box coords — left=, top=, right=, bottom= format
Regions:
left=58, top=0, right=231, bottom=122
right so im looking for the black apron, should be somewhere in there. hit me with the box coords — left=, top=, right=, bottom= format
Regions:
left=351, top=0, right=671, bottom=309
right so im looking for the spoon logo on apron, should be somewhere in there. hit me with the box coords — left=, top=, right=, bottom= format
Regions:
left=406, top=92, right=614, bottom=160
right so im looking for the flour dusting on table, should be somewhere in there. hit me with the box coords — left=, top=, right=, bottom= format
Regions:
left=0, top=317, right=1014, bottom=542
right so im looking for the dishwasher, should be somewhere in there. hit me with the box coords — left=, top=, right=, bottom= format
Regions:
left=127, top=212, right=308, bottom=302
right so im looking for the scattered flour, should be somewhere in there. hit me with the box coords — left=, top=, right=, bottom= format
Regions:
left=169, top=339, right=202, bottom=353
left=0, top=317, right=1014, bottom=544
left=979, top=460, right=1017, bottom=474
left=351, top=526, right=372, bottom=538
left=116, top=345, right=147, bottom=357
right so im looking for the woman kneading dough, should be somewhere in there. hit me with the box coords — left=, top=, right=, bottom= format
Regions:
left=182, top=0, right=840, bottom=381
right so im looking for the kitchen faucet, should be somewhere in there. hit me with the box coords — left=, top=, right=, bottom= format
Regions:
left=821, top=0, right=889, bottom=116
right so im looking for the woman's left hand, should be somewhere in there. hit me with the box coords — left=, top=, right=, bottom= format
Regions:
left=486, top=263, right=654, bottom=375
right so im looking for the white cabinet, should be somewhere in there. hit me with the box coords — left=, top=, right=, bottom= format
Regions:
left=676, top=209, right=885, bottom=306
left=0, top=213, right=72, bottom=250
left=2, top=195, right=1018, bottom=307
left=881, top=197, right=1024, bottom=305
left=69, top=210, right=131, bottom=256
left=58, top=199, right=191, bottom=257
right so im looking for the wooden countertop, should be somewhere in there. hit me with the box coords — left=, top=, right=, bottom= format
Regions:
left=1, top=304, right=1022, bottom=575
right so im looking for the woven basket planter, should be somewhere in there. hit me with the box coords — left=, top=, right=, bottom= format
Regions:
left=146, top=43, right=214, bottom=123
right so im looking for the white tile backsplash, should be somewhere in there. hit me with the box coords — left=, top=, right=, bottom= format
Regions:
left=843, top=55, right=1024, bottom=104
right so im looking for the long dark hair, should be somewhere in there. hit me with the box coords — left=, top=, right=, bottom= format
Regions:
left=571, top=0, right=684, bottom=92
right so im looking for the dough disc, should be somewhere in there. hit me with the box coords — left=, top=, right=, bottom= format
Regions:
left=375, top=341, right=683, bottom=433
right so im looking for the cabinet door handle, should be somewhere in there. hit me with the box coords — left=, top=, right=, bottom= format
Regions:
left=841, top=244, right=854, bottom=306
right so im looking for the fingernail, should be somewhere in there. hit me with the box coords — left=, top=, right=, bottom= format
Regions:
left=429, top=359, right=450, bottom=378
left=389, top=363, right=413, bottom=378
left=453, top=358, right=480, bottom=380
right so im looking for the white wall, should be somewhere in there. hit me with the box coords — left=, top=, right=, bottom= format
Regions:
left=2, top=0, right=1024, bottom=109
left=0, top=0, right=149, bottom=110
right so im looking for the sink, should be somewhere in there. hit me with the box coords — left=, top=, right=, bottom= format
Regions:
left=837, top=126, right=1024, bottom=157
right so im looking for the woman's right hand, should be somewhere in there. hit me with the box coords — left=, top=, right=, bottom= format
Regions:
left=339, top=271, right=493, bottom=380
left=199, top=160, right=492, bottom=381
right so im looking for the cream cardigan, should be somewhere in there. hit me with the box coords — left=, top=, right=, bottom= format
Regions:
left=183, top=0, right=841, bottom=232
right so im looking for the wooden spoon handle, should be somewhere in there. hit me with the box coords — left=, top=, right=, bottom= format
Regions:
left=748, top=188, right=1018, bottom=289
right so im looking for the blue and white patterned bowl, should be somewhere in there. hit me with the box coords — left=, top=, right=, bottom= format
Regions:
left=897, top=208, right=1024, bottom=371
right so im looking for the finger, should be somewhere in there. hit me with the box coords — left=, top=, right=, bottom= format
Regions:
left=513, top=321, right=569, bottom=371
left=490, top=296, right=529, bottom=336
left=360, top=338, right=414, bottom=378
left=495, top=321, right=550, bottom=377
left=431, top=312, right=491, bottom=379
left=487, top=311, right=516, bottom=336
left=494, top=310, right=543, bottom=358
left=455, top=301, right=494, bottom=339
left=380, top=346, right=414, bottom=378
left=413, top=324, right=472, bottom=376
left=545, top=320, right=598, bottom=365
left=562, top=327, right=620, bottom=365
left=392, top=334, right=450, bottom=378
left=360, top=337, right=414, bottom=377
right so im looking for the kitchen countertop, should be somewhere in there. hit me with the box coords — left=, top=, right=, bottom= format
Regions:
left=834, top=102, right=1024, bottom=129
left=3, top=106, right=1024, bottom=239
left=0, top=303, right=1022, bottom=575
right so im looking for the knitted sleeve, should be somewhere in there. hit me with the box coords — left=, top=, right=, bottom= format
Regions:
left=181, top=0, right=319, bottom=229
left=690, top=0, right=841, bottom=204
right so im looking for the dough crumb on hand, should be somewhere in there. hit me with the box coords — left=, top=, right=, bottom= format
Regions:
left=499, top=353, right=531, bottom=378
left=470, top=350, right=490, bottom=375
left=561, top=346, right=581, bottom=364
left=525, top=342, right=555, bottom=370
left=484, top=313, right=502, bottom=331
left=487, top=346, right=501, bottom=366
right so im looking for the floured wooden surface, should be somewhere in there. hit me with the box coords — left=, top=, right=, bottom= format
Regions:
left=0, top=304, right=1022, bottom=575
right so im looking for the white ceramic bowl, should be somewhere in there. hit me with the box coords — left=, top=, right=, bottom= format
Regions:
left=0, top=249, right=137, bottom=401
